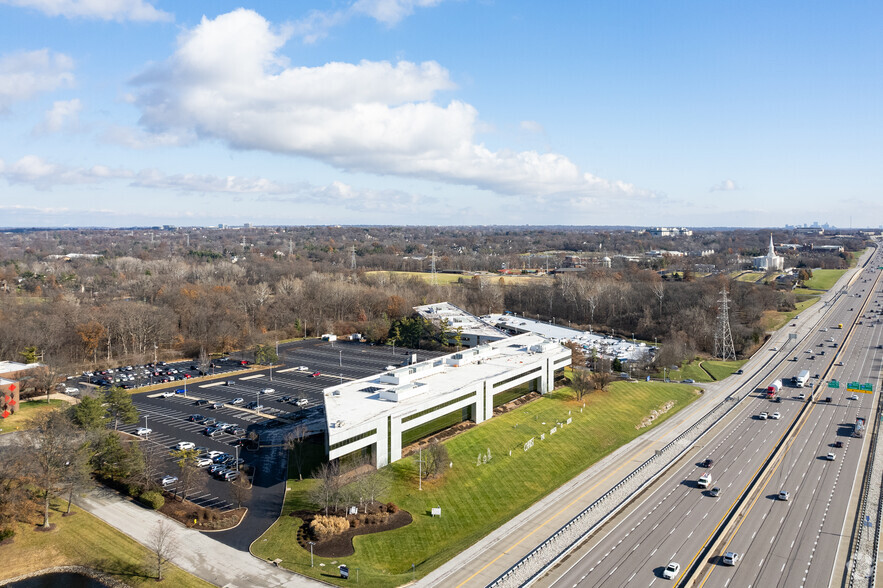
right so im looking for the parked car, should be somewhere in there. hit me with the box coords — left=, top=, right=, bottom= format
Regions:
left=295, top=366, right=309, bottom=371
left=682, top=378, right=695, bottom=384
left=174, top=441, right=195, bottom=450
left=160, top=475, right=178, bottom=486
left=310, top=371, right=321, bottom=377
left=222, top=470, right=239, bottom=481
left=225, top=380, right=236, bottom=386
left=280, top=396, right=292, bottom=403
left=159, top=391, right=175, bottom=398
left=204, top=426, right=221, bottom=436
left=296, top=398, right=308, bottom=407
left=195, top=399, right=210, bottom=406
left=229, top=397, right=244, bottom=405
left=212, top=453, right=231, bottom=464
left=135, top=427, right=152, bottom=436
left=195, top=457, right=213, bottom=467
left=260, top=388, right=275, bottom=394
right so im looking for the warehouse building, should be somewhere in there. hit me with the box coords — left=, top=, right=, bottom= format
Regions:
left=323, top=333, right=570, bottom=467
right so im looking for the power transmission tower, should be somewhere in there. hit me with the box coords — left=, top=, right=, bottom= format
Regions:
left=714, top=288, right=736, bottom=361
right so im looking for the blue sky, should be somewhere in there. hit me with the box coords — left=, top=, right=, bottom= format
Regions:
left=0, top=0, right=881, bottom=228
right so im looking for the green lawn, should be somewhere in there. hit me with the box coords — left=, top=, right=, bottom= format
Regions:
left=253, top=381, right=700, bottom=586
left=802, top=269, right=847, bottom=291
left=0, top=398, right=69, bottom=434
left=365, top=270, right=551, bottom=287
left=735, top=272, right=766, bottom=283
left=0, top=498, right=211, bottom=587
left=702, top=360, right=748, bottom=381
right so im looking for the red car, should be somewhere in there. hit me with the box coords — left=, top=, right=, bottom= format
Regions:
left=310, top=371, right=321, bottom=377
left=239, top=360, right=250, bottom=366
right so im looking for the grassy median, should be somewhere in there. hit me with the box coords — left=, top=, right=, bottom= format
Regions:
left=253, top=380, right=700, bottom=586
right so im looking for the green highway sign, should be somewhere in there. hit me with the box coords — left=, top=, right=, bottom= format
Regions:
left=828, top=380, right=840, bottom=388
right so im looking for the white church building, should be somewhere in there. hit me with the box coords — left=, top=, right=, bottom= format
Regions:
left=753, top=234, right=784, bottom=271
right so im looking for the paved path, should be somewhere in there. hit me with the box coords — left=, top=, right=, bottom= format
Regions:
left=77, top=487, right=324, bottom=588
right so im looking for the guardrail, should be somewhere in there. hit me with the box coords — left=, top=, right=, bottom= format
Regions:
left=487, top=251, right=876, bottom=588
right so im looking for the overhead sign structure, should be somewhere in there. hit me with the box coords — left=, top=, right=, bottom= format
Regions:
left=828, top=380, right=840, bottom=389
left=846, top=382, right=875, bottom=394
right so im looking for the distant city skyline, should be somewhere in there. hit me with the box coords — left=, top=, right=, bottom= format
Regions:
left=1, top=1, right=881, bottom=228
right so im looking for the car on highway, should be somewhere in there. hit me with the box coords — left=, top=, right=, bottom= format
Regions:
left=174, top=441, right=195, bottom=450
left=229, top=397, right=244, bottom=405
left=161, top=475, right=178, bottom=486
left=848, top=394, right=859, bottom=400
left=735, top=369, right=743, bottom=375
left=778, top=490, right=790, bottom=501
left=758, top=412, right=768, bottom=420
left=662, top=562, right=680, bottom=580
left=709, top=487, right=721, bottom=497
left=834, top=440, right=844, bottom=448
left=135, top=427, right=152, bottom=436
left=698, top=473, right=712, bottom=489
left=722, top=552, right=739, bottom=566
left=797, top=393, right=806, bottom=400
left=771, top=412, right=781, bottom=419
left=826, top=452, right=836, bottom=461
left=701, top=458, right=714, bottom=468
left=836, top=361, right=844, bottom=366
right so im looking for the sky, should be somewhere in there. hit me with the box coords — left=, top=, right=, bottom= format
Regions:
left=0, top=0, right=881, bottom=229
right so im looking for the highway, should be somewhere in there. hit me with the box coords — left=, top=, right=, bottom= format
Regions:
left=537, top=246, right=883, bottom=588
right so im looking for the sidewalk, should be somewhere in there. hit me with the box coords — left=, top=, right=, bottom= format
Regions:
left=77, top=487, right=324, bottom=588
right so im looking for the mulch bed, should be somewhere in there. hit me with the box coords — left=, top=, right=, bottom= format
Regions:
left=292, top=509, right=413, bottom=558
left=159, top=496, right=245, bottom=531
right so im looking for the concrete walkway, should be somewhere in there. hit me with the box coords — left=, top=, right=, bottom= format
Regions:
left=77, top=487, right=324, bottom=588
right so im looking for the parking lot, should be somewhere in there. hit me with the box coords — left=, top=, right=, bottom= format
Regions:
left=114, top=339, right=445, bottom=541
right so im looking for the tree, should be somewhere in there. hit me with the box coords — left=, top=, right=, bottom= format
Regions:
left=105, top=386, right=138, bottom=430
left=228, top=475, right=252, bottom=509
left=421, top=440, right=449, bottom=480
left=283, top=424, right=310, bottom=481
left=92, top=433, right=144, bottom=483
left=170, top=448, right=201, bottom=503
left=590, top=370, right=613, bottom=393
left=612, top=357, right=623, bottom=373
left=148, top=519, right=178, bottom=581
left=76, top=321, right=106, bottom=364
left=254, top=344, right=279, bottom=365
left=62, top=443, right=93, bottom=515
left=19, top=345, right=39, bottom=364
left=563, top=341, right=586, bottom=368
left=71, top=394, right=108, bottom=432
left=310, top=461, right=342, bottom=516
left=570, top=368, right=592, bottom=401
left=197, top=346, right=210, bottom=374
left=24, top=409, right=85, bottom=527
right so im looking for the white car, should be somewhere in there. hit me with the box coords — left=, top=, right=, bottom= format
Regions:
left=229, top=397, right=244, bottom=405
left=135, top=427, right=152, bottom=436
left=296, top=366, right=309, bottom=371
left=159, top=391, right=175, bottom=398
left=758, top=412, right=768, bottom=420
left=722, top=552, right=739, bottom=566
left=386, top=365, right=397, bottom=371
left=174, top=441, right=195, bottom=450
left=779, top=490, right=790, bottom=501
left=797, top=393, right=806, bottom=400
left=848, top=394, right=859, bottom=400
left=260, top=388, right=275, bottom=394
left=770, top=412, right=781, bottom=420
left=161, top=475, right=178, bottom=486
left=195, top=457, right=213, bottom=467
left=826, top=452, right=836, bottom=461
left=662, top=562, right=680, bottom=580
left=204, top=450, right=224, bottom=458
left=296, top=398, right=309, bottom=407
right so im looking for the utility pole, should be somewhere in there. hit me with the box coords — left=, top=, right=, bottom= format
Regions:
left=417, top=447, right=425, bottom=491
left=351, top=244, right=357, bottom=270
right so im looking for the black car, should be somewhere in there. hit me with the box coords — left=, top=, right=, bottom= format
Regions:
left=195, top=399, right=210, bottom=406
left=834, top=440, right=844, bottom=448
left=280, top=395, right=292, bottom=403
left=701, top=458, right=714, bottom=468
left=188, top=414, right=205, bottom=422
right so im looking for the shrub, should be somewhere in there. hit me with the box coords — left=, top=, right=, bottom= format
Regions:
left=350, top=518, right=360, bottom=528
left=310, top=515, right=349, bottom=540
left=387, top=502, right=399, bottom=514
left=138, top=491, right=164, bottom=510
left=0, top=528, right=15, bottom=541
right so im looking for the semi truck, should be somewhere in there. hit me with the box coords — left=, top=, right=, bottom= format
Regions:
left=854, top=417, right=866, bottom=438
left=794, top=370, right=810, bottom=388
left=767, top=379, right=782, bottom=398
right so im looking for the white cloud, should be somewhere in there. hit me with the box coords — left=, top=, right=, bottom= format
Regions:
left=132, top=9, right=648, bottom=202
left=293, top=0, right=444, bottom=43
left=0, top=155, right=131, bottom=189
left=520, top=120, right=545, bottom=134
left=709, top=179, right=740, bottom=192
left=0, top=0, right=172, bottom=22
left=0, top=49, right=74, bottom=112
left=34, top=98, right=81, bottom=133
left=0, top=155, right=423, bottom=212
left=101, top=124, right=194, bottom=149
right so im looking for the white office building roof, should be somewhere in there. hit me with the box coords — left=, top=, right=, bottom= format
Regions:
left=414, top=302, right=508, bottom=345
left=482, top=314, right=652, bottom=363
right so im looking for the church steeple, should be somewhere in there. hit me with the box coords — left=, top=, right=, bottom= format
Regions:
left=768, top=233, right=776, bottom=256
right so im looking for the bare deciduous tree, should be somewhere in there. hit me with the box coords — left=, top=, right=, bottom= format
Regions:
left=228, top=474, right=252, bottom=509
left=148, top=519, right=178, bottom=581
left=309, top=461, right=341, bottom=516
left=570, top=368, right=593, bottom=401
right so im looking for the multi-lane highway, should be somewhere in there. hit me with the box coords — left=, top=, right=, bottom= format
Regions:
left=537, top=245, right=883, bottom=588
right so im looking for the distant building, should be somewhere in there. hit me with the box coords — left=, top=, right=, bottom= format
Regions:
left=414, top=302, right=508, bottom=348
left=601, top=256, right=612, bottom=268
left=0, top=361, right=43, bottom=418
left=648, top=227, right=693, bottom=237
left=752, top=234, right=784, bottom=271
left=811, top=244, right=844, bottom=253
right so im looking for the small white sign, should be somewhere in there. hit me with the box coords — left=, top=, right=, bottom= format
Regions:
left=566, top=417, right=572, bottom=425
left=431, top=507, right=441, bottom=517
left=550, top=427, right=557, bottom=435
left=524, top=437, right=535, bottom=451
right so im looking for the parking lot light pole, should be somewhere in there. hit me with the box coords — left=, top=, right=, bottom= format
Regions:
left=309, top=542, right=316, bottom=567
left=235, top=445, right=239, bottom=472
left=339, top=350, right=342, bottom=367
